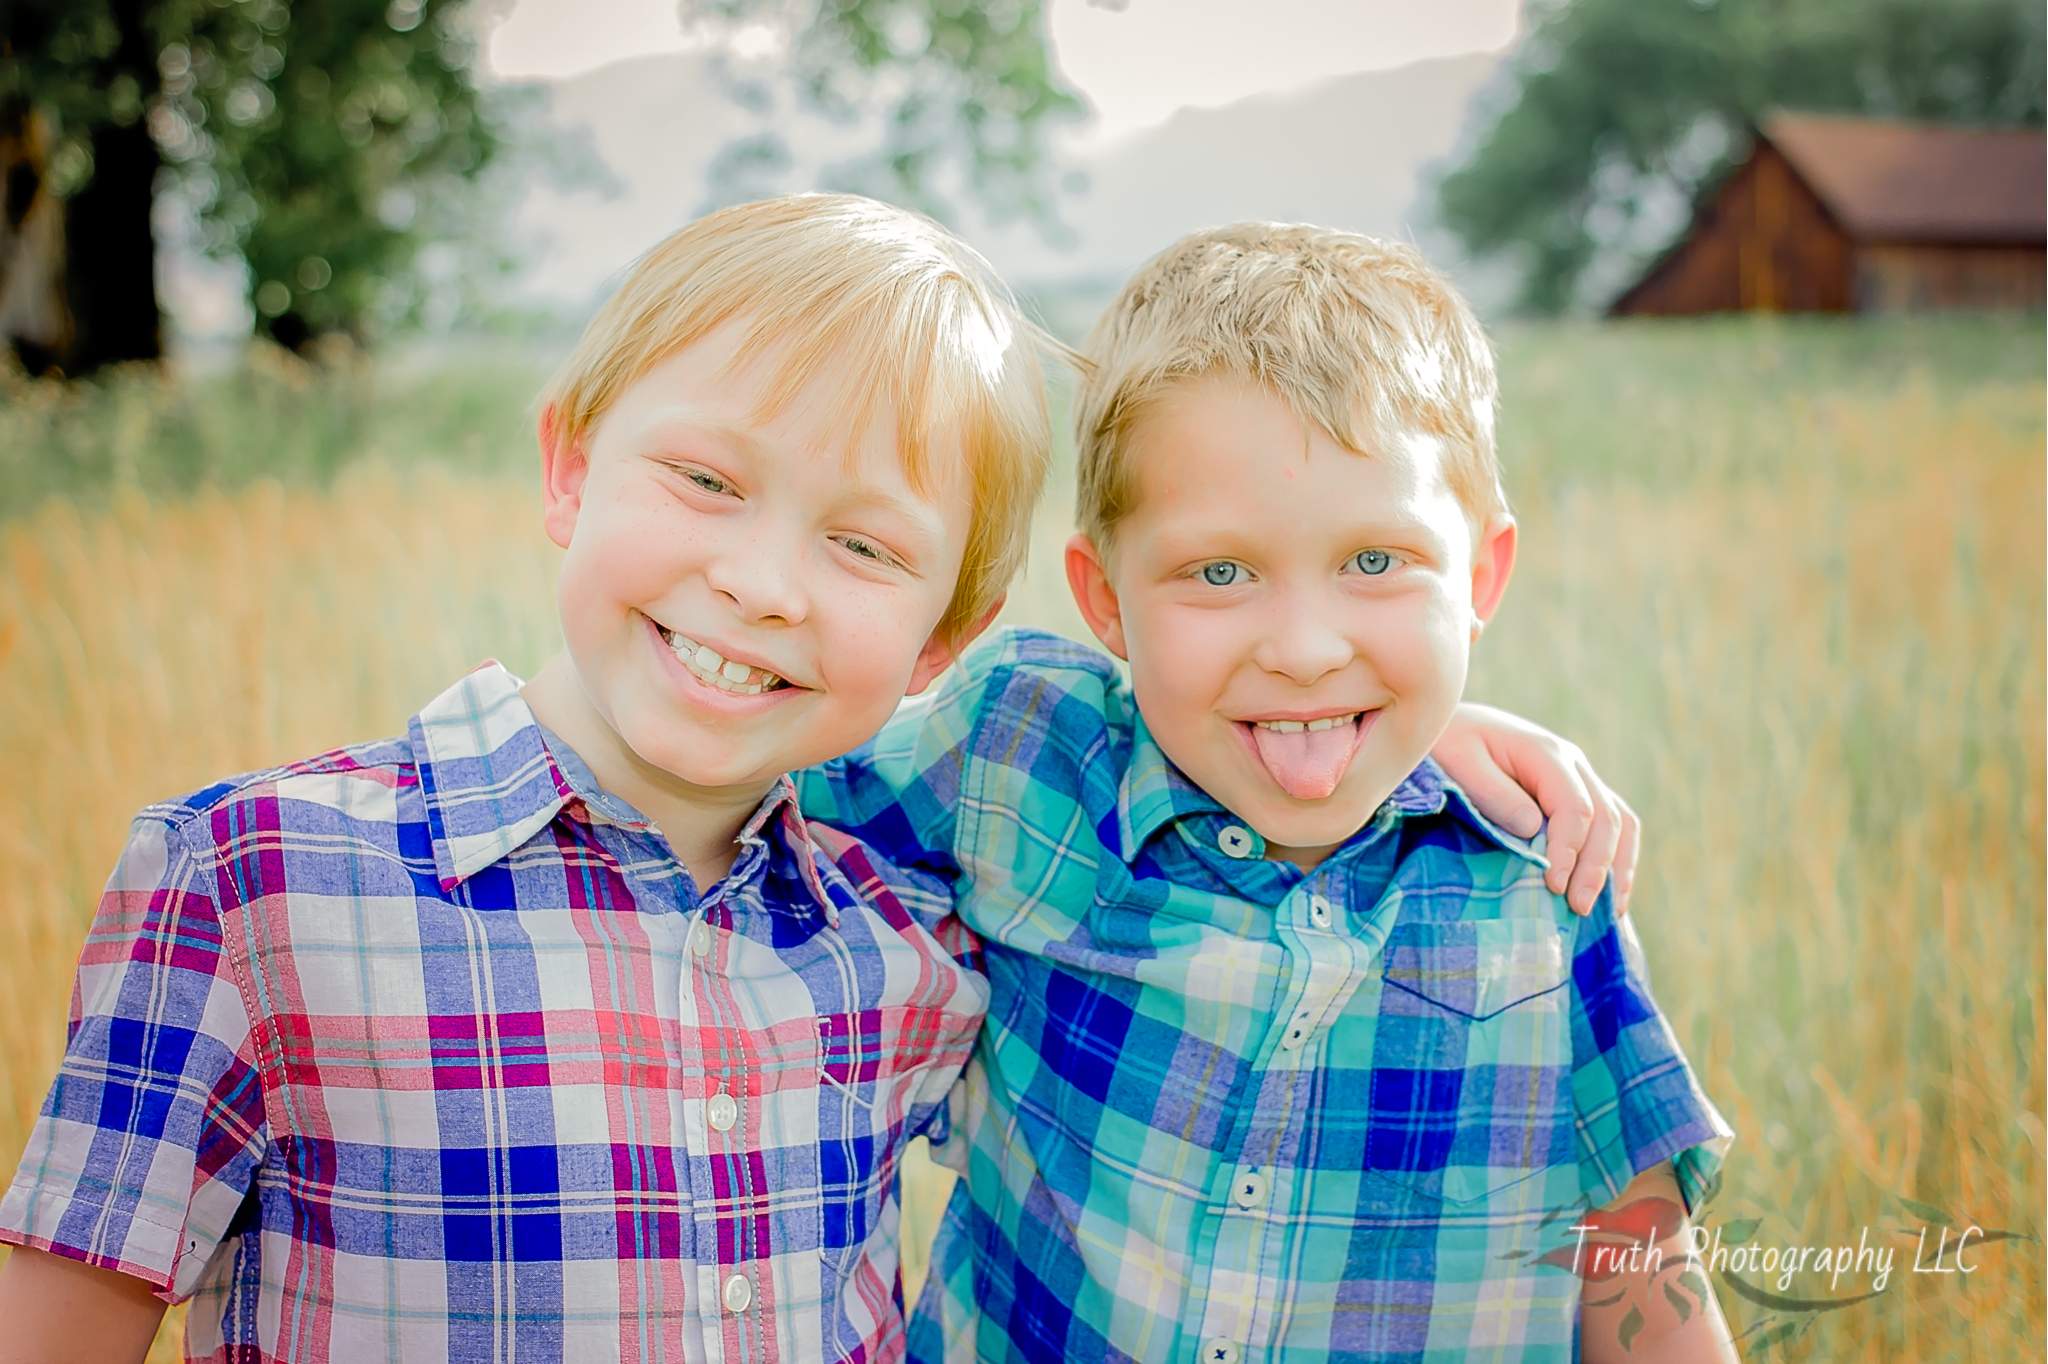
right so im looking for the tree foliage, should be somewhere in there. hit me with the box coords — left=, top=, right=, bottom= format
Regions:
left=2, top=0, right=1082, bottom=371
left=1436, top=0, right=2048, bottom=312
left=154, top=0, right=501, bottom=343
left=692, top=0, right=1085, bottom=235
left=1, top=0, right=499, bottom=362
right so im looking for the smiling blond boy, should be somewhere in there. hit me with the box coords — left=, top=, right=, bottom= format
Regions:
left=802, top=225, right=1736, bottom=1363
left=0, top=194, right=1039, bottom=1364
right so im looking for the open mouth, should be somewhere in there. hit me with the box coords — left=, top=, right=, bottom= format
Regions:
left=1242, top=711, right=1372, bottom=801
left=657, top=625, right=792, bottom=696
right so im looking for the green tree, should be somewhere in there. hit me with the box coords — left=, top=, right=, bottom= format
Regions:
left=0, top=0, right=499, bottom=371
left=1436, top=0, right=2048, bottom=312
left=691, top=0, right=1085, bottom=236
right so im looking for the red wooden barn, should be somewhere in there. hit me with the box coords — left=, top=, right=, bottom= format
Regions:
left=1611, top=113, right=2046, bottom=315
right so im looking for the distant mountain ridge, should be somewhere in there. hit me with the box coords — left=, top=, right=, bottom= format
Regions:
left=990, top=50, right=1504, bottom=281
left=510, top=49, right=1506, bottom=303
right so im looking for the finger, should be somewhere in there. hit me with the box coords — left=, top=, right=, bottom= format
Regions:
left=1610, top=804, right=1641, bottom=917
left=1566, top=776, right=1624, bottom=915
left=1458, top=748, right=1545, bottom=839
left=1538, top=777, right=1596, bottom=903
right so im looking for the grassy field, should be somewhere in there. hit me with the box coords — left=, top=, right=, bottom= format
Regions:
left=0, top=317, right=2039, bottom=1360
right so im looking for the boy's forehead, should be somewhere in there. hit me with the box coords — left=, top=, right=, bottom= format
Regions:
left=1129, top=377, right=1459, bottom=506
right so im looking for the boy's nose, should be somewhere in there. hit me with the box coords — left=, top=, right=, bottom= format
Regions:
left=1253, top=589, right=1353, bottom=685
left=703, top=526, right=810, bottom=626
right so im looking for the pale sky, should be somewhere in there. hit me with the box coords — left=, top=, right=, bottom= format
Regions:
left=488, top=0, right=1521, bottom=143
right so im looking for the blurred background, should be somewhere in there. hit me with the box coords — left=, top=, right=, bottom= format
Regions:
left=0, top=1, right=2042, bottom=1359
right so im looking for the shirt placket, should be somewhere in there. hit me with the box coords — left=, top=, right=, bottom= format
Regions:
left=672, top=841, right=773, bottom=1363
left=1184, top=854, right=1366, bottom=1364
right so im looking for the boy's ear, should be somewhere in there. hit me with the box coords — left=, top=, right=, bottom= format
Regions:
left=904, top=594, right=1006, bottom=697
left=1469, top=513, right=1518, bottom=638
left=539, top=403, right=590, bottom=551
left=1064, top=532, right=1128, bottom=660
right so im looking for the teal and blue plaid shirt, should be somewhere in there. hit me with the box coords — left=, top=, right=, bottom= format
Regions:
left=799, top=628, right=1732, bottom=1364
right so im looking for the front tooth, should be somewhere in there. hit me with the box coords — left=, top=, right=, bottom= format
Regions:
left=720, top=658, right=750, bottom=683
left=1307, top=717, right=1333, bottom=732
left=693, top=644, right=722, bottom=674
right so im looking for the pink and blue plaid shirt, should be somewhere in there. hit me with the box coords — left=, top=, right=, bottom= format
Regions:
left=0, top=663, right=988, bottom=1363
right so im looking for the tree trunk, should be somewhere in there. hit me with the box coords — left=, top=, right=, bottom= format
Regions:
left=62, top=114, right=161, bottom=372
left=56, top=0, right=162, bottom=374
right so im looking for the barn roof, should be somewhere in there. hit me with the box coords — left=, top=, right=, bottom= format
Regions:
left=1764, top=113, right=2046, bottom=245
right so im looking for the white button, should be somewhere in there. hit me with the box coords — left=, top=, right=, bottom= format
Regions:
left=1281, top=1007, right=1314, bottom=1050
left=722, top=1272, right=753, bottom=1313
left=1232, top=1169, right=1269, bottom=1209
left=1308, top=894, right=1333, bottom=929
left=708, top=1092, right=738, bottom=1132
left=689, top=920, right=713, bottom=956
left=1200, top=1340, right=1240, bottom=1364
left=1217, top=825, right=1255, bottom=859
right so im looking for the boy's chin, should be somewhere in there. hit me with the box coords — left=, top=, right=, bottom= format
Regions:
left=623, top=729, right=791, bottom=794
left=1234, top=769, right=1406, bottom=852
left=1244, top=798, right=1383, bottom=854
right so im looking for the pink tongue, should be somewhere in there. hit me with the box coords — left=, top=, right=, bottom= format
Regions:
left=1249, top=721, right=1358, bottom=800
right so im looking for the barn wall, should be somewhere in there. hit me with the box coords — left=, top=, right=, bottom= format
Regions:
left=1614, top=143, right=1853, bottom=315
left=1856, top=245, right=2046, bottom=311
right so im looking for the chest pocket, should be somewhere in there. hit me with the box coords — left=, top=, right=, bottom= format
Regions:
left=1365, top=920, right=1574, bottom=1205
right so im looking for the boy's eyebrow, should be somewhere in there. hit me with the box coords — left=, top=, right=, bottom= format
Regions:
left=641, top=411, right=948, bottom=560
left=641, top=412, right=761, bottom=456
left=831, top=485, right=949, bottom=562
left=1151, top=512, right=1452, bottom=561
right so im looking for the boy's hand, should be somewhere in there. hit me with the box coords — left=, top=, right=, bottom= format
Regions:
left=0, top=1244, right=166, bottom=1364
left=1431, top=702, right=1640, bottom=915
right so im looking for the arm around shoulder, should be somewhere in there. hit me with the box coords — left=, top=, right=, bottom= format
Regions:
left=1431, top=701, right=1641, bottom=915
left=793, top=628, right=1021, bottom=839
left=0, top=1245, right=166, bottom=1364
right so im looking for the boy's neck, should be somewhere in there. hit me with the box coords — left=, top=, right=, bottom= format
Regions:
left=1263, top=839, right=1343, bottom=874
left=520, top=654, right=772, bottom=888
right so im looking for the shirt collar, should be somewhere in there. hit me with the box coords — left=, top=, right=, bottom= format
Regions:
left=1114, top=715, right=1231, bottom=861
left=410, top=663, right=837, bottom=916
left=1112, top=714, right=1548, bottom=870
left=411, top=663, right=574, bottom=892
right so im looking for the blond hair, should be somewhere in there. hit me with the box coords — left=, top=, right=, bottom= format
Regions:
left=543, top=193, right=1053, bottom=639
left=1073, top=223, right=1502, bottom=548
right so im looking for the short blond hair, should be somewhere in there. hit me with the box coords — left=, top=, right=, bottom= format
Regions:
left=1074, top=223, right=1503, bottom=549
left=543, top=193, right=1052, bottom=639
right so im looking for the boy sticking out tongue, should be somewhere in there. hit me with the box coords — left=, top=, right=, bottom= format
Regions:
left=804, top=223, right=1736, bottom=1364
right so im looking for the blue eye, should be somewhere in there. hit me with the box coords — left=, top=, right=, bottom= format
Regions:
left=1351, top=549, right=1395, bottom=576
left=1200, top=561, right=1244, bottom=587
left=838, top=535, right=884, bottom=561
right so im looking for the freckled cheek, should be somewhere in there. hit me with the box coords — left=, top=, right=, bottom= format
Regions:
left=1129, top=603, right=1242, bottom=724
left=1373, top=593, right=1471, bottom=697
left=581, top=502, right=720, bottom=600
left=814, top=590, right=928, bottom=706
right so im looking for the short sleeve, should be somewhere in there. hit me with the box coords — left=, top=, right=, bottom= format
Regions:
left=794, top=634, right=1011, bottom=879
left=1566, top=894, right=1734, bottom=1212
left=0, top=811, right=269, bottom=1302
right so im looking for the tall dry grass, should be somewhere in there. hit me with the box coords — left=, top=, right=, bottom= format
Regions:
left=0, top=463, right=564, bottom=1361
left=1472, top=320, right=2044, bottom=1360
left=0, top=319, right=2038, bottom=1360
